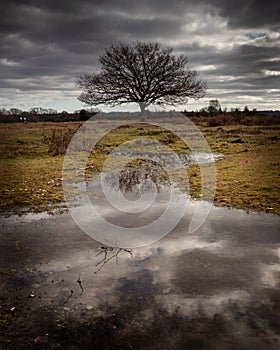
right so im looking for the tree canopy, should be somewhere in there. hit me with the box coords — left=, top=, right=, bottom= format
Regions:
left=77, top=41, right=207, bottom=113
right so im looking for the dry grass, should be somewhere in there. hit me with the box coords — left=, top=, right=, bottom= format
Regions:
left=0, top=120, right=279, bottom=215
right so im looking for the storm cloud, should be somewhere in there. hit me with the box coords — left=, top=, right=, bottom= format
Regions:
left=0, top=0, right=279, bottom=111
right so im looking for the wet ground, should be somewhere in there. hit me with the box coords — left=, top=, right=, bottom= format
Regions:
left=1, top=201, right=280, bottom=349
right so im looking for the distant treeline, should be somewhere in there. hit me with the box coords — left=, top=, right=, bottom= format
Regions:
left=0, top=109, right=98, bottom=123
left=0, top=108, right=279, bottom=126
left=184, top=109, right=280, bottom=126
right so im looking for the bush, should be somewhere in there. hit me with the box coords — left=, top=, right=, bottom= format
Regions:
left=79, top=109, right=89, bottom=121
left=43, top=128, right=75, bottom=156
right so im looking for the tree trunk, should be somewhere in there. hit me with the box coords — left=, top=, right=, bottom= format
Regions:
left=139, top=102, right=146, bottom=122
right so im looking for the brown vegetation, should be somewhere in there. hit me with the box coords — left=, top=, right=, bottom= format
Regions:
left=0, top=118, right=279, bottom=215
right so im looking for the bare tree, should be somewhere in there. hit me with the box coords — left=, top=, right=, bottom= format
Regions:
left=77, top=42, right=206, bottom=118
left=208, top=99, right=221, bottom=115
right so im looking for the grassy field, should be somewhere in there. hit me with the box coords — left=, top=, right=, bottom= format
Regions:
left=0, top=119, right=279, bottom=215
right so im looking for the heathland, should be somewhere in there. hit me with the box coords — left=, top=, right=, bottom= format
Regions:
left=0, top=114, right=279, bottom=215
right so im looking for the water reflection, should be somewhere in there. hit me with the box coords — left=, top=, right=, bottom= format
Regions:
left=105, top=158, right=170, bottom=195
left=1, top=201, right=280, bottom=349
left=111, top=141, right=223, bottom=169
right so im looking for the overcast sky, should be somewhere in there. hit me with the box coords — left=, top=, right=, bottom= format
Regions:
left=0, top=0, right=279, bottom=112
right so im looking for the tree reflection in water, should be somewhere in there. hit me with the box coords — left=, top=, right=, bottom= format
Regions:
left=106, top=158, right=171, bottom=195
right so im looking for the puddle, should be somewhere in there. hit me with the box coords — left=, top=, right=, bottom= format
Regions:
left=1, top=166, right=280, bottom=348
left=64, top=151, right=219, bottom=248
left=110, top=143, right=223, bottom=169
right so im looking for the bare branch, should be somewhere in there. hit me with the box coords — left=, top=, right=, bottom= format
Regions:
left=61, top=290, right=73, bottom=306
left=77, top=41, right=206, bottom=112
left=94, top=246, right=133, bottom=274
left=77, top=275, right=84, bottom=295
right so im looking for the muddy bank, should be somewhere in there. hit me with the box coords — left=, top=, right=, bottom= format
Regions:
left=0, top=204, right=280, bottom=349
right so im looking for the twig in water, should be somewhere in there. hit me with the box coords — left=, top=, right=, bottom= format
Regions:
left=94, top=246, right=133, bottom=274
left=62, top=290, right=73, bottom=306
left=77, top=275, right=84, bottom=295
left=96, top=246, right=114, bottom=266
left=123, top=249, right=133, bottom=258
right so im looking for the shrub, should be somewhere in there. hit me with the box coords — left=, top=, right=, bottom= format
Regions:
left=43, top=128, right=75, bottom=156
left=79, top=109, right=89, bottom=121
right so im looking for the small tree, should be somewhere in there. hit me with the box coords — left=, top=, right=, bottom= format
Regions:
left=208, top=99, right=221, bottom=115
left=243, top=106, right=250, bottom=115
left=77, top=42, right=206, bottom=119
left=79, top=109, right=89, bottom=121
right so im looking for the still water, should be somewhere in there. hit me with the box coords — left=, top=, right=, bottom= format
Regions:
left=1, top=186, right=280, bottom=348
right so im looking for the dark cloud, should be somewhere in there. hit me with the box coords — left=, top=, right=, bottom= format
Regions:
left=210, top=0, right=280, bottom=30
left=0, top=0, right=279, bottom=110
